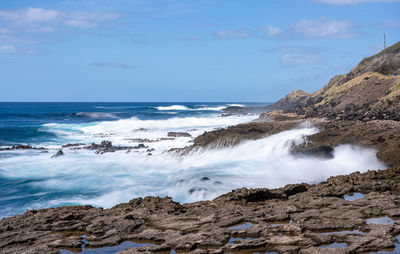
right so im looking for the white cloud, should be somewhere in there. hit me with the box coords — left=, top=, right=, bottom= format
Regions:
left=215, top=29, right=252, bottom=39
left=373, top=20, right=400, bottom=29
left=64, top=12, right=120, bottom=28
left=0, top=7, right=58, bottom=23
left=266, top=45, right=325, bottom=65
left=92, top=62, right=136, bottom=69
left=0, top=7, right=120, bottom=29
left=0, top=44, right=36, bottom=54
left=266, top=18, right=359, bottom=39
left=281, top=53, right=323, bottom=64
left=293, top=18, right=357, bottom=38
left=0, top=7, right=121, bottom=53
left=313, top=0, right=400, bottom=4
left=264, top=25, right=283, bottom=36
left=0, top=45, right=17, bottom=54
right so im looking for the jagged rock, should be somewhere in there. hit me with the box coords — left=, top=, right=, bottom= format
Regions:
left=50, top=150, right=64, bottom=158
left=61, top=143, right=85, bottom=148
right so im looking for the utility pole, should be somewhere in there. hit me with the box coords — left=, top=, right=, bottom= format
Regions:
left=384, top=33, right=386, bottom=49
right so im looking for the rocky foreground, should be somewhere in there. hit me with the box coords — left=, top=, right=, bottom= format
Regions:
left=1, top=165, right=400, bottom=253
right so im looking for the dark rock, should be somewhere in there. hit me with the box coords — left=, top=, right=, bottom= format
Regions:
left=167, top=132, right=192, bottom=138
left=291, top=144, right=334, bottom=159
left=0, top=144, right=46, bottom=151
left=133, top=143, right=148, bottom=149
left=61, top=143, right=85, bottom=148
left=51, top=150, right=64, bottom=158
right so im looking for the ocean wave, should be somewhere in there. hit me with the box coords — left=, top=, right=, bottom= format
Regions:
left=0, top=126, right=385, bottom=216
left=195, top=106, right=226, bottom=111
left=39, top=114, right=257, bottom=147
left=155, top=104, right=236, bottom=111
left=155, top=105, right=191, bottom=110
left=72, top=112, right=119, bottom=119
left=227, top=104, right=245, bottom=107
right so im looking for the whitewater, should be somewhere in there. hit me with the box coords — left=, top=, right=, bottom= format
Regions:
left=0, top=102, right=385, bottom=218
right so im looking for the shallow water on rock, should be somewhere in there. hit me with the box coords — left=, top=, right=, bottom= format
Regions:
left=366, top=216, right=395, bottom=225
left=370, top=236, right=400, bottom=253
left=343, top=192, right=365, bottom=201
left=319, top=242, right=348, bottom=248
left=228, top=237, right=253, bottom=244
left=322, top=229, right=365, bottom=235
left=229, top=222, right=254, bottom=230
left=59, top=240, right=154, bottom=254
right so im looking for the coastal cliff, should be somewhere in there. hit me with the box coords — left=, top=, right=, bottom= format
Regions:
left=259, top=41, right=400, bottom=121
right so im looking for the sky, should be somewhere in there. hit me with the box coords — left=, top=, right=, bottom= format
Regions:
left=0, top=0, right=399, bottom=102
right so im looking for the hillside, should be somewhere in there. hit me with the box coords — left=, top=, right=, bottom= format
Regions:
left=265, top=41, right=400, bottom=121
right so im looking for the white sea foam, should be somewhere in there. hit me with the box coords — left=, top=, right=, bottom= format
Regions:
left=39, top=115, right=257, bottom=148
left=155, top=104, right=238, bottom=111
left=0, top=125, right=386, bottom=211
left=195, top=106, right=226, bottom=111
left=155, top=105, right=191, bottom=110
left=228, top=104, right=245, bottom=107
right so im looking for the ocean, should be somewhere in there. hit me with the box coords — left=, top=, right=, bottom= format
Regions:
left=0, top=102, right=385, bottom=218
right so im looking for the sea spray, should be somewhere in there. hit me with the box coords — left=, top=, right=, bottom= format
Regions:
left=0, top=125, right=385, bottom=218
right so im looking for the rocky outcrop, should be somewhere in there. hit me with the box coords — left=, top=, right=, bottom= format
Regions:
left=291, top=120, right=400, bottom=167
left=2, top=167, right=400, bottom=253
left=85, top=141, right=137, bottom=154
left=167, top=132, right=192, bottom=138
left=0, top=144, right=46, bottom=151
left=265, top=41, right=400, bottom=121
left=221, top=106, right=270, bottom=115
left=50, top=150, right=64, bottom=158
left=178, top=119, right=322, bottom=152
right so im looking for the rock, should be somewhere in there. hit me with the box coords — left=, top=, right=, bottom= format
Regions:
left=61, top=143, right=85, bottom=148
left=133, top=143, right=148, bottom=149
left=85, top=140, right=133, bottom=155
left=167, top=132, right=192, bottom=138
left=0, top=144, right=46, bottom=151
left=291, top=144, right=334, bottom=159
left=51, top=150, right=64, bottom=158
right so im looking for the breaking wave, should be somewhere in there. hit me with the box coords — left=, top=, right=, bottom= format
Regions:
left=0, top=124, right=385, bottom=217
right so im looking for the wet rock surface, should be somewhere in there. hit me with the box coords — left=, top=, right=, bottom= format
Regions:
left=51, top=150, right=64, bottom=158
left=2, top=167, right=400, bottom=253
left=85, top=141, right=140, bottom=155
left=0, top=144, right=46, bottom=151
left=167, top=132, right=192, bottom=138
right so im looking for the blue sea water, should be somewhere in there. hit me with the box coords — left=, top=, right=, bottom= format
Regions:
left=0, top=102, right=261, bottom=146
left=0, top=102, right=386, bottom=219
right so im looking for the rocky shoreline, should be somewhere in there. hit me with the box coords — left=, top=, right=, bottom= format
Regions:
left=1, top=164, right=400, bottom=253
left=1, top=41, right=400, bottom=254
left=1, top=115, right=400, bottom=253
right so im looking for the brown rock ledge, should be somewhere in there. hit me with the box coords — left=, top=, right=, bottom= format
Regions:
left=1, top=166, right=400, bottom=253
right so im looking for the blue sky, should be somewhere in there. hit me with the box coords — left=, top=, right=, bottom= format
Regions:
left=0, top=0, right=399, bottom=102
